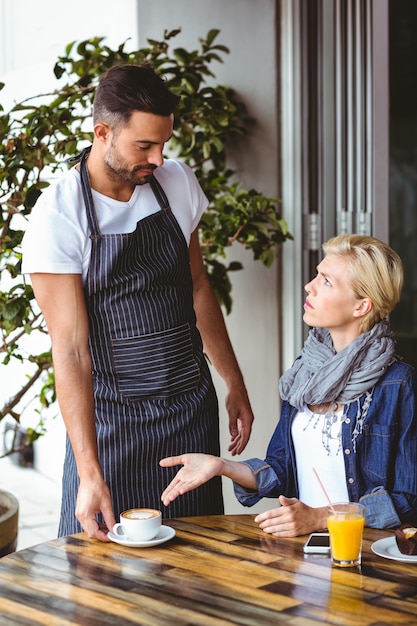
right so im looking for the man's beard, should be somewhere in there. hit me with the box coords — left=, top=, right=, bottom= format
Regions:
left=104, top=146, right=156, bottom=186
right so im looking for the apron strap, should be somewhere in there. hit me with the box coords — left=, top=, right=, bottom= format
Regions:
left=77, top=146, right=101, bottom=237
left=150, top=175, right=170, bottom=211
left=68, top=145, right=100, bottom=236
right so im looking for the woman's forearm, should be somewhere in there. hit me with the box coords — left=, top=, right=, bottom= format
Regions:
left=219, top=458, right=258, bottom=490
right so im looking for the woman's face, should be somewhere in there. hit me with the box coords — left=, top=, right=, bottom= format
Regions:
left=303, top=254, right=368, bottom=350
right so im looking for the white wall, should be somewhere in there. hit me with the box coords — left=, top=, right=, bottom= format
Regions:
left=137, top=0, right=281, bottom=513
left=2, top=0, right=282, bottom=516
left=0, top=0, right=139, bottom=106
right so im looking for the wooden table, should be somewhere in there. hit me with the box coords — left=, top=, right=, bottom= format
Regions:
left=0, top=514, right=416, bottom=625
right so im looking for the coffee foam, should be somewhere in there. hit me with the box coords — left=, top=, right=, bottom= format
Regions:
left=123, top=508, right=159, bottom=520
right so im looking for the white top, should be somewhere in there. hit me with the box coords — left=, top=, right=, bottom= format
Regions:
left=291, top=406, right=349, bottom=507
left=22, top=159, right=208, bottom=283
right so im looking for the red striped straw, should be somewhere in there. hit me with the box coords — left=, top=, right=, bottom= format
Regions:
left=313, top=467, right=336, bottom=513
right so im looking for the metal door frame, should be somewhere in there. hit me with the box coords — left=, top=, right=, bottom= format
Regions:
left=279, top=0, right=389, bottom=368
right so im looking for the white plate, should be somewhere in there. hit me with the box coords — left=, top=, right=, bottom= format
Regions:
left=371, top=536, right=417, bottom=562
left=107, top=524, right=176, bottom=548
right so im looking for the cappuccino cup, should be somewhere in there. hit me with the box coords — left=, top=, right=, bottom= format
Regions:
left=112, top=508, right=162, bottom=541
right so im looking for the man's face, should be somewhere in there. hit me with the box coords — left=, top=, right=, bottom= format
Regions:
left=103, top=111, right=174, bottom=186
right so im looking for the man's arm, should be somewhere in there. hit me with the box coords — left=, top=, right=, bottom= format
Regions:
left=30, top=273, right=116, bottom=540
left=188, top=230, right=254, bottom=454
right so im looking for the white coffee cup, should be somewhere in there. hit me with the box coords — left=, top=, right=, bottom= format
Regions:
left=112, top=508, right=162, bottom=541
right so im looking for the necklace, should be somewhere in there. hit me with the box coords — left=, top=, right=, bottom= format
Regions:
left=304, top=402, right=343, bottom=455
left=308, top=402, right=341, bottom=415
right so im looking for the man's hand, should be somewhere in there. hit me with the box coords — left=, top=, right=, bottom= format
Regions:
left=254, top=495, right=328, bottom=537
left=75, top=478, right=117, bottom=541
left=226, top=384, right=254, bottom=456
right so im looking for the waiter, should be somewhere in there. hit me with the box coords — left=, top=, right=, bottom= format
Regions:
left=22, top=64, right=254, bottom=540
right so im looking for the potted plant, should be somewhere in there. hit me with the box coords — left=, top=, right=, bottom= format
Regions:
left=0, top=491, right=18, bottom=557
left=0, top=29, right=292, bottom=554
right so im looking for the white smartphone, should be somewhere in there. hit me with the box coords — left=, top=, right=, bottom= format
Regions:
left=303, top=532, right=331, bottom=554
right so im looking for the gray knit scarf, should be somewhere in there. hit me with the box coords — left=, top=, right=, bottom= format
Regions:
left=279, top=317, right=396, bottom=411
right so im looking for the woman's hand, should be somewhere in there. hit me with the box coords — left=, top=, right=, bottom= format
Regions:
left=160, top=454, right=223, bottom=505
left=254, top=495, right=328, bottom=537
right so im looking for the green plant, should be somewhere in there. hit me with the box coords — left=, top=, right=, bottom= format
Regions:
left=0, top=29, right=292, bottom=454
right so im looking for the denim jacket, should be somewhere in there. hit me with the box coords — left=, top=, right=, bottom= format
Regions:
left=234, top=359, right=417, bottom=528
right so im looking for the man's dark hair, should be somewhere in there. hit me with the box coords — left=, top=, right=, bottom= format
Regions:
left=93, top=64, right=180, bottom=128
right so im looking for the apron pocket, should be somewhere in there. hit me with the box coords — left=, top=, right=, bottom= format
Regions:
left=112, top=323, right=201, bottom=400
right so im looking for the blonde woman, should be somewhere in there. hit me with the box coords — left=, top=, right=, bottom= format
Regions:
left=160, top=234, right=417, bottom=537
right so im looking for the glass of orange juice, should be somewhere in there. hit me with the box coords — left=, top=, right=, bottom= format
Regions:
left=327, top=502, right=365, bottom=567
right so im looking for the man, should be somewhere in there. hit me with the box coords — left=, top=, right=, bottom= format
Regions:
left=22, top=64, right=254, bottom=541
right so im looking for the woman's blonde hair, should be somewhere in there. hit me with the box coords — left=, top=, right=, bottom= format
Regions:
left=322, top=234, right=403, bottom=333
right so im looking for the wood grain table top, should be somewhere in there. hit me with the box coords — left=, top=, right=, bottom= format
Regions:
left=0, top=514, right=416, bottom=625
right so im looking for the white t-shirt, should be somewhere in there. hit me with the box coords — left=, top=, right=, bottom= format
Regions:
left=22, top=159, right=208, bottom=283
left=291, top=406, right=349, bottom=507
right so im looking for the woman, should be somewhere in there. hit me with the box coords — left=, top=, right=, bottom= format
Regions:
left=160, top=234, right=417, bottom=537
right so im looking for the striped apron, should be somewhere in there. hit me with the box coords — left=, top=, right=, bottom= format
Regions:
left=58, top=151, right=223, bottom=535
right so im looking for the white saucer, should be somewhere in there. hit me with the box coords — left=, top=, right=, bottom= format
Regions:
left=371, top=536, right=417, bottom=562
left=107, top=524, right=176, bottom=548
